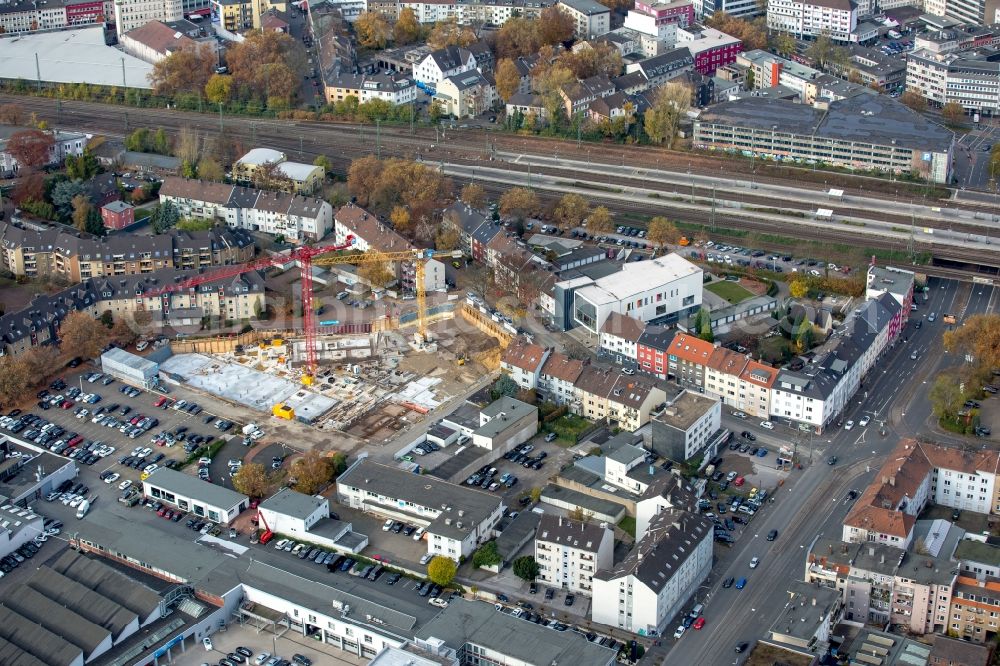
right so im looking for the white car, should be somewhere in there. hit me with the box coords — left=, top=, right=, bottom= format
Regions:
left=202, top=637, right=213, bottom=651
left=118, top=479, right=133, bottom=491
left=420, top=553, right=433, bottom=565
left=673, top=625, right=686, bottom=639
left=382, top=519, right=394, bottom=531
left=104, top=472, right=120, bottom=484
left=844, top=420, right=855, bottom=430
left=859, top=416, right=871, bottom=427
left=254, top=653, right=272, bottom=666
left=759, top=420, right=774, bottom=430
left=732, top=411, right=747, bottom=419
left=70, top=496, right=84, bottom=508
left=428, top=597, right=449, bottom=608
left=136, top=340, right=149, bottom=352
left=749, top=557, right=759, bottom=569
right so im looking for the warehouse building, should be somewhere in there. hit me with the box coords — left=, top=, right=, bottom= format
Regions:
left=142, top=468, right=249, bottom=524
left=692, top=95, right=955, bottom=184
left=101, top=347, right=160, bottom=389
left=257, top=487, right=369, bottom=553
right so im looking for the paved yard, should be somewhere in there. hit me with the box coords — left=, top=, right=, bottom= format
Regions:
left=172, top=621, right=369, bottom=666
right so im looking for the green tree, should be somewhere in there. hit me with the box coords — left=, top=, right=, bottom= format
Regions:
left=491, top=374, right=519, bottom=400
left=529, top=487, right=542, bottom=503
left=313, top=154, right=333, bottom=173
left=512, top=555, right=539, bottom=581
left=643, top=82, right=690, bottom=148
left=65, top=150, right=99, bottom=180
left=771, top=33, right=796, bottom=57
left=795, top=323, right=814, bottom=352
left=427, top=556, right=457, bottom=586
left=698, top=310, right=714, bottom=343
left=929, top=373, right=965, bottom=420
left=153, top=128, right=170, bottom=154
left=150, top=200, right=180, bottom=233
left=472, top=541, right=503, bottom=568
left=51, top=179, right=88, bottom=221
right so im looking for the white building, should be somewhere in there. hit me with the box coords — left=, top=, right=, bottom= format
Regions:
left=866, top=265, right=915, bottom=309
left=113, top=0, right=183, bottom=36
left=472, top=396, right=539, bottom=453
left=0, top=127, right=90, bottom=178
left=142, top=467, right=249, bottom=524
left=650, top=390, right=723, bottom=462
left=766, top=0, right=858, bottom=41
left=557, top=0, right=611, bottom=40
left=592, top=495, right=712, bottom=634
left=325, top=70, right=418, bottom=106
left=906, top=49, right=1000, bottom=117
left=257, top=487, right=328, bottom=537
left=572, top=253, right=702, bottom=334
left=500, top=338, right=550, bottom=390
left=413, top=46, right=477, bottom=88
left=337, top=457, right=504, bottom=560
left=0, top=504, right=45, bottom=560
left=598, top=312, right=644, bottom=363
left=538, top=351, right=586, bottom=406
left=534, top=514, right=613, bottom=596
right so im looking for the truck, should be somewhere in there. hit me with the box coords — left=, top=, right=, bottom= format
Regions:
left=76, top=499, right=91, bottom=519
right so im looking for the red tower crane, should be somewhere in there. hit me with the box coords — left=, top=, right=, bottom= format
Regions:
left=146, top=235, right=356, bottom=383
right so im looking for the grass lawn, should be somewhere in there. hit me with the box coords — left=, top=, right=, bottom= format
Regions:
left=705, top=280, right=754, bottom=304
left=545, top=414, right=593, bottom=444
left=617, top=516, right=636, bottom=539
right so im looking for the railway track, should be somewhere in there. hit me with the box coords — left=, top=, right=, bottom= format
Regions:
left=5, top=94, right=998, bottom=278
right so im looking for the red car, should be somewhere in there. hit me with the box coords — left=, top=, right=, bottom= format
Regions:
left=157, top=507, right=167, bottom=517
left=154, top=397, right=167, bottom=407
left=67, top=435, right=83, bottom=446
left=693, top=617, right=705, bottom=630
left=130, top=415, right=142, bottom=425
left=61, top=400, right=74, bottom=409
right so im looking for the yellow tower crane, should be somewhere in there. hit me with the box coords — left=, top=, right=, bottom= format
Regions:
left=313, top=248, right=463, bottom=342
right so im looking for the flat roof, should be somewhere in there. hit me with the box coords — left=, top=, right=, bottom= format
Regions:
left=0, top=26, right=154, bottom=89
left=769, top=581, right=840, bottom=642
left=476, top=397, right=537, bottom=439
left=338, top=458, right=503, bottom=541
left=576, top=254, right=700, bottom=306
left=416, top=598, right=615, bottom=666
left=656, top=391, right=717, bottom=431
left=540, top=484, right=627, bottom=521
left=954, top=539, right=1000, bottom=568
left=144, top=467, right=247, bottom=511
left=259, top=487, right=326, bottom=521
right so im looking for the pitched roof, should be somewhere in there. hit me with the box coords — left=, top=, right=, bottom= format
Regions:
left=123, top=20, right=197, bottom=56
left=843, top=439, right=930, bottom=539
left=335, top=204, right=414, bottom=253
left=501, top=338, right=548, bottom=373
left=159, top=176, right=234, bottom=204
left=536, top=513, right=610, bottom=552
left=541, top=351, right=586, bottom=383
left=600, top=312, right=645, bottom=342
left=740, top=359, right=777, bottom=389
left=666, top=332, right=714, bottom=364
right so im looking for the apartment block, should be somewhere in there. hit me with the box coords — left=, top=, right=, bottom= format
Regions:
left=557, top=0, right=610, bottom=39
left=573, top=367, right=666, bottom=431
left=766, top=0, right=858, bottom=41
left=159, top=177, right=333, bottom=242
left=675, top=25, right=743, bottom=75
left=950, top=576, right=1000, bottom=643
left=693, top=96, right=954, bottom=184
left=704, top=346, right=776, bottom=418
left=325, top=69, right=418, bottom=106
left=0, top=0, right=113, bottom=34
left=113, top=0, right=182, bottom=35
left=534, top=514, right=613, bottom=595
left=906, top=48, right=1000, bottom=116
left=649, top=390, right=723, bottom=461
left=660, top=331, right=714, bottom=390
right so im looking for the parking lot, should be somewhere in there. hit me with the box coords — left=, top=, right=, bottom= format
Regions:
left=172, top=622, right=368, bottom=666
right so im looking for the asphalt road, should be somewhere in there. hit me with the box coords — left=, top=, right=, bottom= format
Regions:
left=954, top=123, right=999, bottom=189
left=661, top=276, right=998, bottom=665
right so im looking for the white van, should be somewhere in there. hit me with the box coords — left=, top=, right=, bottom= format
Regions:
left=76, top=500, right=90, bottom=519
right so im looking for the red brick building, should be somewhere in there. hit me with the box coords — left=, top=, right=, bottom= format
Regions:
left=101, top=200, right=135, bottom=231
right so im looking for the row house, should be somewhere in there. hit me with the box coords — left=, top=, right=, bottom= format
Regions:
left=440, top=202, right=501, bottom=261
left=159, top=177, right=333, bottom=242
left=661, top=331, right=714, bottom=389
left=538, top=351, right=587, bottom=406
left=500, top=339, right=550, bottom=390
left=574, top=366, right=666, bottom=431
left=598, top=312, right=645, bottom=363
left=0, top=221, right=253, bottom=282
left=704, top=347, right=776, bottom=418
left=636, top=325, right=676, bottom=379
left=484, top=232, right=549, bottom=303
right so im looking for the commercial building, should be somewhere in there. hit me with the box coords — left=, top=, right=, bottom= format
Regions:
left=649, top=390, right=723, bottom=461
left=113, top=0, right=183, bottom=35
left=572, top=253, right=702, bottom=334
left=0, top=437, right=79, bottom=505
left=945, top=0, right=1000, bottom=28
left=0, top=503, right=45, bottom=560
left=766, top=0, right=858, bottom=41
left=142, top=467, right=250, bottom=524
left=557, top=0, right=611, bottom=39
left=534, top=514, right=613, bottom=595
left=337, top=457, right=504, bottom=560
left=232, top=148, right=326, bottom=195
left=472, top=396, right=538, bottom=453
left=159, top=177, right=333, bottom=242
left=676, top=24, right=743, bottom=75
left=592, top=476, right=712, bottom=635
left=906, top=48, right=1000, bottom=116
left=693, top=95, right=955, bottom=184
left=0, top=221, right=254, bottom=282
left=415, top=599, right=616, bottom=666
left=119, top=19, right=200, bottom=63
left=101, top=348, right=159, bottom=389
left=257, top=487, right=369, bottom=553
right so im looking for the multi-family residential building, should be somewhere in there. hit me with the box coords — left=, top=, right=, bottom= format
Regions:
left=538, top=351, right=587, bottom=406
left=435, top=70, right=497, bottom=118
left=703, top=347, right=776, bottom=418
left=441, top=202, right=500, bottom=261
left=0, top=127, right=90, bottom=178
left=624, top=46, right=695, bottom=86
left=866, top=264, right=914, bottom=317
left=325, top=69, right=418, bottom=106
left=413, top=46, right=477, bottom=88
left=693, top=95, right=955, bottom=184
left=0, top=0, right=114, bottom=33
left=662, top=331, right=714, bottom=389
left=593, top=476, right=712, bottom=634
left=906, top=48, right=1000, bottom=116
left=332, top=204, right=445, bottom=292
left=398, top=0, right=555, bottom=24
left=949, top=576, right=1000, bottom=643
left=560, top=75, right=616, bottom=117
left=100, top=201, right=135, bottom=231
left=914, top=24, right=1000, bottom=56
left=0, top=221, right=254, bottom=282
left=635, top=325, right=676, bottom=379
left=113, top=0, right=182, bottom=35
left=232, top=148, right=326, bottom=195
left=500, top=339, right=550, bottom=390
left=534, top=514, right=613, bottom=595
left=693, top=0, right=759, bottom=18
left=574, top=367, right=666, bottom=431
left=599, top=312, right=645, bottom=363
left=337, top=457, right=504, bottom=560
left=159, top=177, right=333, bottom=242
left=944, top=0, right=1000, bottom=29
left=557, top=0, right=610, bottom=39
left=572, top=253, right=702, bottom=334
left=675, top=25, right=742, bottom=75
left=650, top=390, right=723, bottom=461
left=766, top=0, right=858, bottom=41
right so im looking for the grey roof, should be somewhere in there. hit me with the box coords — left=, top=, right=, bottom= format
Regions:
left=954, top=539, right=1000, bottom=568
left=416, top=598, right=616, bottom=666
left=495, top=510, right=541, bottom=557
left=2, top=585, right=110, bottom=659
left=0, top=606, right=82, bottom=666
left=337, top=458, right=503, bottom=541
left=632, top=47, right=693, bottom=78
left=102, top=200, right=133, bottom=213
left=558, top=0, right=610, bottom=14
left=699, top=95, right=954, bottom=153
left=769, top=581, right=840, bottom=642
left=144, top=467, right=248, bottom=511
left=656, top=391, right=718, bottom=431
left=595, top=506, right=711, bottom=591
left=26, top=567, right=138, bottom=640
left=637, top=324, right=675, bottom=352
left=476, top=396, right=537, bottom=439
left=536, top=513, right=610, bottom=552
left=540, top=484, right=627, bottom=521
left=49, top=550, right=162, bottom=619
left=102, top=347, right=158, bottom=374
left=259, top=487, right=327, bottom=521
left=607, top=441, right=645, bottom=465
